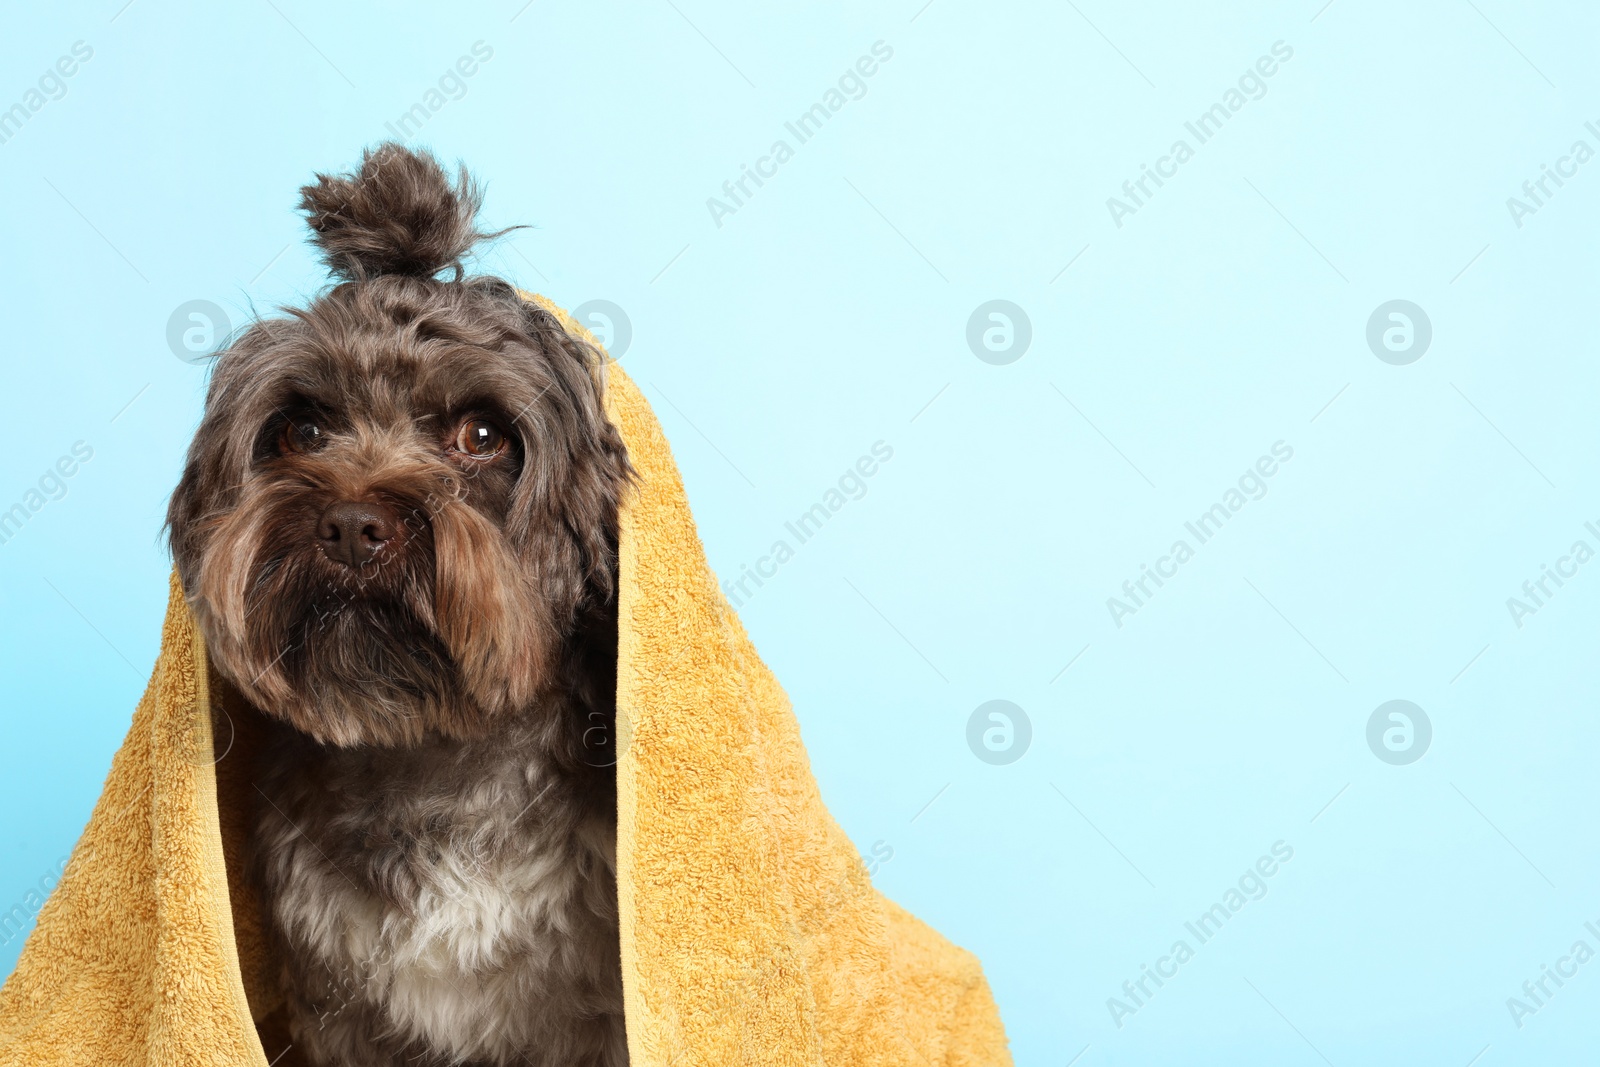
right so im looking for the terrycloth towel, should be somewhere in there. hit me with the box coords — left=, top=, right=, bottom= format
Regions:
left=0, top=296, right=1012, bottom=1066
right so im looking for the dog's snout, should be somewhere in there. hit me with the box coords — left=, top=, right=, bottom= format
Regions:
left=318, top=501, right=397, bottom=568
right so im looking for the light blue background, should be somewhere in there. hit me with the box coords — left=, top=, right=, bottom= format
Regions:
left=2, top=2, right=1597, bottom=1063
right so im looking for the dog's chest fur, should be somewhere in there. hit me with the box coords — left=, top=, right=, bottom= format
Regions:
left=253, top=712, right=627, bottom=1067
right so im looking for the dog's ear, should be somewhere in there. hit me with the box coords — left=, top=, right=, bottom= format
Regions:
left=497, top=296, right=633, bottom=616
left=298, top=142, right=489, bottom=281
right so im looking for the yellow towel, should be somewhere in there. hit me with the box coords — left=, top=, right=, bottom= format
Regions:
left=0, top=296, right=1012, bottom=1067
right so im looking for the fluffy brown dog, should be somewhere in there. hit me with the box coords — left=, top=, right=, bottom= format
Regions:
left=166, top=144, right=633, bottom=1066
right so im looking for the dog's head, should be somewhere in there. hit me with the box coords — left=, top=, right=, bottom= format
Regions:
left=168, top=144, right=630, bottom=748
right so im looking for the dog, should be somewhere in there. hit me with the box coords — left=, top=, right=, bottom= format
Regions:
left=166, top=144, right=634, bottom=1067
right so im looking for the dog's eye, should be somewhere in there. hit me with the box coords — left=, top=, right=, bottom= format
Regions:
left=454, top=419, right=505, bottom=458
left=279, top=419, right=323, bottom=455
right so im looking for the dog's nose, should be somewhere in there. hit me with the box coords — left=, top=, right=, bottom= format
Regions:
left=318, top=501, right=397, bottom=568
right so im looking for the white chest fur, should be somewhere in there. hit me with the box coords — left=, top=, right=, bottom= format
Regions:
left=258, top=748, right=627, bottom=1067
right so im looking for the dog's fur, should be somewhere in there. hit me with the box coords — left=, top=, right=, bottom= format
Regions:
left=167, top=144, right=633, bottom=1067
